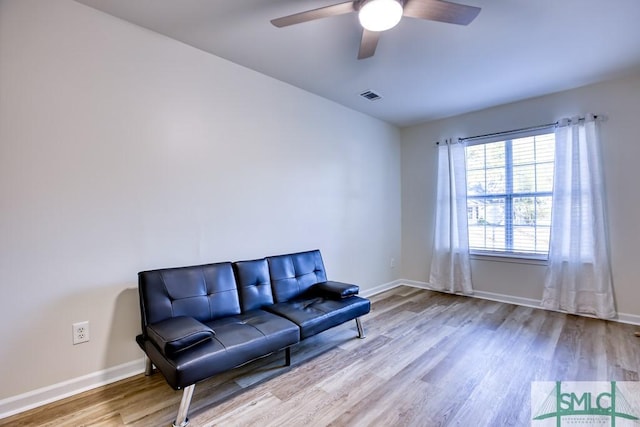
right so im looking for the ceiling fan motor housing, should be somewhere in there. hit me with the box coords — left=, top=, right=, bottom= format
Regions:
left=358, top=0, right=405, bottom=32
left=354, top=0, right=405, bottom=11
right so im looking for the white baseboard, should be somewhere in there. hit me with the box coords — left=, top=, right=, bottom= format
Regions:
left=360, top=279, right=406, bottom=298
left=0, top=358, right=146, bottom=420
left=396, top=280, right=640, bottom=326
left=471, top=290, right=542, bottom=309
left=3, top=280, right=638, bottom=420
left=617, top=312, right=640, bottom=326
left=395, top=279, right=432, bottom=290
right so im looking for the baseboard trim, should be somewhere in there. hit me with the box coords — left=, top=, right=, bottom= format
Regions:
left=360, top=279, right=405, bottom=298
left=0, top=358, right=146, bottom=420
left=3, top=280, right=638, bottom=420
left=471, top=290, right=542, bottom=309
left=617, top=312, right=640, bottom=326
left=397, top=280, right=640, bottom=326
left=395, top=279, right=432, bottom=290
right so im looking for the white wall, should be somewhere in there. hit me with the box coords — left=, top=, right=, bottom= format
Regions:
left=0, top=0, right=401, bottom=402
left=401, top=71, right=640, bottom=318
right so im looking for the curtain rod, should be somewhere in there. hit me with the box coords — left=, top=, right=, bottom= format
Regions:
left=458, top=122, right=557, bottom=143
left=434, top=115, right=601, bottom=145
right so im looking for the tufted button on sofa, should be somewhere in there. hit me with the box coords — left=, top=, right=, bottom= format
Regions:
left=136, top=250, right=370, bottom=427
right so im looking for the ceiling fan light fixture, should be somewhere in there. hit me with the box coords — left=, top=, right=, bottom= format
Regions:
left=358, top=0, right=403, bottom=32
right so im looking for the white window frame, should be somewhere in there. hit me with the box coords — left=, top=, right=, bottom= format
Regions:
left=463, top=126, right=555, bottom=261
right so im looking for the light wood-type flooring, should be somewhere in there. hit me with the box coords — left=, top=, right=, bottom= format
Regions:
left=2, top=286, right=639, bottom=426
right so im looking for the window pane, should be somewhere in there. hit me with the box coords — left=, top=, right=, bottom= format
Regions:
left=513, top=165, right=535, bottom=193
left=536, top=162, right=554, bottom=192
left=485, top=168, right=505, bottom=194
left=513, top=226, right=536, bottom=253
left=536, top=196, right=552, bottom=226
left=513, top=197, right=535, bottom=225
left=467, top=197, right=505, bottom=225
left=464, top=131, right=555, bottom=257
left=536, top=135, right=555, bottom=163
left=485, top=198, right=505, bottom=225
left=536, top=225, right=551, bottom=253
left=485, top=142, right=505, bottom=168
left=485, top=225, right=505, bottom=250
left=468, top=225, right=486, bottom=250
left=467, top=198, right=504, bottom=225
left=466, top=169, right=486, bottom=196
left=466, top=145, right=485, bottom=170
left=512, top=137, right=535, bottom=165
left=468, top=197, right=506, bottom=252
left=467, top=199, right=485, bottom=224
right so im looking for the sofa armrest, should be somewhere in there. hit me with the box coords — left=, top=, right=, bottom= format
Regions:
left=146, top=316, right=215, bottom=357
left=312, top=281, right=360, bottom=299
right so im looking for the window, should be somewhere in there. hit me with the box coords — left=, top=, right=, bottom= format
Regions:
left=465, top=132, right=555, bottom=258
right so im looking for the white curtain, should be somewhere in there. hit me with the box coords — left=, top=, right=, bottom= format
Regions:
left=542, top=115, right=615, bottom=318
left=429, top=139, right=473, bottom=294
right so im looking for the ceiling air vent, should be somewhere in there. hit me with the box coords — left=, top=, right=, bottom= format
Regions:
left=360, top=90, right=382, bottom=101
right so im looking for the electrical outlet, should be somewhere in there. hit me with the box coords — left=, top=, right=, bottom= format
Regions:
left=73, top=321, right=90, bottom=345
left=390, top=258, right=396, bottom=269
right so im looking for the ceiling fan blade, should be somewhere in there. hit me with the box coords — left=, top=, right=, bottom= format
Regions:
left=358, top=29, right=380, bottom=60
left=271, top=2, right=355, bottom=28
left=403, top=0, right=481, bottom=25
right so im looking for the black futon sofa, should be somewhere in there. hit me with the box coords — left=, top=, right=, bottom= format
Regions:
left=136, top=249, right=371, bottom=427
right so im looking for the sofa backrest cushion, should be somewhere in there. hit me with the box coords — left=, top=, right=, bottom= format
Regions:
left=138, top=262, right=241, bottom=329
left=233, top=258, right=275, bottom=311
left=267, top=250, right=327, bottom=303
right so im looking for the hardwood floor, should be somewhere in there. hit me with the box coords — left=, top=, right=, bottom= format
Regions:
left=2, top=286, right=639, bottom=427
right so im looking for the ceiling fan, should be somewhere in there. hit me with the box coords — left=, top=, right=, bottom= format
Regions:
left=271, top=0, right=481, bottom=60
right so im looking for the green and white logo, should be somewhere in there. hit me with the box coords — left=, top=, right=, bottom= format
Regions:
left=531, top=381, right=640, bottom=426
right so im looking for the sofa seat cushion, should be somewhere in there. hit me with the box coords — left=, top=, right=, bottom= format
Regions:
left=140, top=309, right=299, bottom=389
left=265, top=296, right=371, bottom=340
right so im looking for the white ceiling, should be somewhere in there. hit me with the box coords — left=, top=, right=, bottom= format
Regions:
left=75, top=0, right=640, bottom=127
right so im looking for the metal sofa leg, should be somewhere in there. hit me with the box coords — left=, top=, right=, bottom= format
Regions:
left=285, top=347, right=291, bottom=366
left=173, top=384, right=195, bottom=427
left=144, top=356, right=154, bottom=376
left=355, top=317, right=366, bottom=339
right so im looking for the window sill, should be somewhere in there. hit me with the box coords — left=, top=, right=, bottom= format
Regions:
left=470, top=252, right=548, bottom=266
